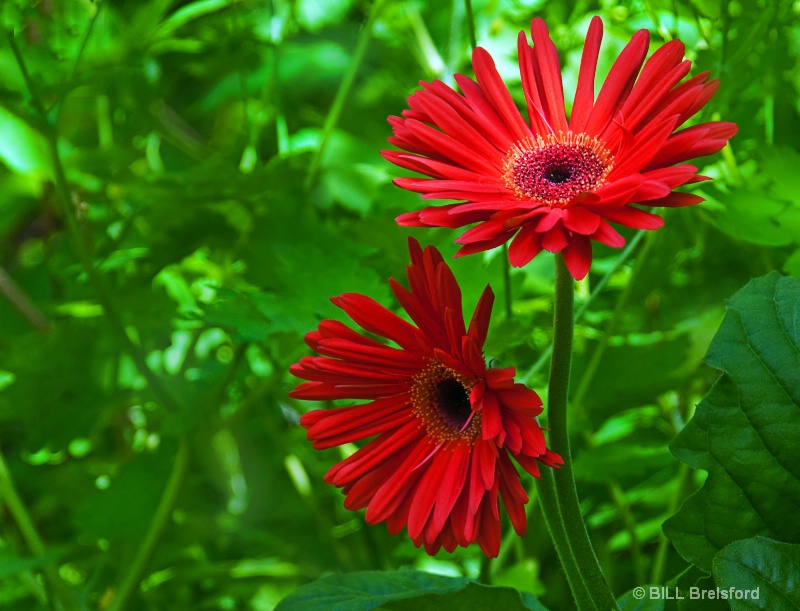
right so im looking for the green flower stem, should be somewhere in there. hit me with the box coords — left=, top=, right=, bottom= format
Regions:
left=547, top=254, right=618, bottom=610
left=568, top=231, right=659, bottom=585
left=535, top=469, right=595, bottom=609
left=0, top=445, right=78, bottom=611
left=108, top=437, right=190, bottom=611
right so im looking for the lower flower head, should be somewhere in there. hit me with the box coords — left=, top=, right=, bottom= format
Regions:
left=289, top=238, right=561, bottom=557
left=383, top=17, right=737, bottom=279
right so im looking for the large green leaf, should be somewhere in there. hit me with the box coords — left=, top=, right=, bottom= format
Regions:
left=712, top=537, right=800, bottom=610
left=664, top=273, right=800, bottom=571
left=274, top=570, right=546, bottom=611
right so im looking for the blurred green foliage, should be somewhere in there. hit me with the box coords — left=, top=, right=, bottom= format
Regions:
left=0, top=0, right=798, bottom=609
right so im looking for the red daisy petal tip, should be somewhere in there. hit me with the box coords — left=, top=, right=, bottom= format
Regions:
left=289, top=241, right=558, bottom=557
left=384, top=18, right=736, bottom=278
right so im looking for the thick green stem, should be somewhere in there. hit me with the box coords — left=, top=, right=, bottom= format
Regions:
left=0, top=446, right=78, bottom=611
left=535, top=470, right=596, bottom=609
left=108, top=437, right=190, bottom=611
left=548, top=254, right=618, bottom=610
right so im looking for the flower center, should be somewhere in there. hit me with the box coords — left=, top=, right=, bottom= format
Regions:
left=503, top=131, right=614, bottom=207
left=410, top=363, right=480, bottom=443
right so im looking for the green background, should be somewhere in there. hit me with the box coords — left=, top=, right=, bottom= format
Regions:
left=0, top=0, right=798, bottom=609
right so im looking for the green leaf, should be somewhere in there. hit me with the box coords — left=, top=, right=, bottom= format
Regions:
left=274, top=570, right=546, bottom=611
left=665, top=273, right=800, bottom=571
left=712, top=537, right=800, bottom=610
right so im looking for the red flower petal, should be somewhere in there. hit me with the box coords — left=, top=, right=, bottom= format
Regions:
left=508, top=224, right=544, bottom=267
left=498, top=453, right=529, bottom=535
left=542, top=224, right=569, bottom=252
left=467, top=285, right=495, bottom=348
left=645, top=192, right=705, bottom=208
left=472, top=47, right=532, bottom=142
left=561, top=234, right=593, bottom=280
left=590, top=220, right=626, bottom=248
left=584, top=29, right=650, bottom=137
left=563, top=206, right=602, bottom=235
left=602, top=206, right=665, bottom=230
left=570, top=16, right=603, bottom=133
left=332, top=293, right=420, bottom=351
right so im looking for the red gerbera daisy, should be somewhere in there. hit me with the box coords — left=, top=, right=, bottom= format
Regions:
left=289, top=238, right=561, bottom=557
left=382, top=17, right=738, bottom=280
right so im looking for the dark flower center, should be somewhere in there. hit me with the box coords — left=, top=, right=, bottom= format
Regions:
left=411, top=363, right=480, bottom=443
left=543, top=164, right=573, bottom=184
left=434, top=378, right=472, bottom=430
left=503, top=132, right=614, bottom=207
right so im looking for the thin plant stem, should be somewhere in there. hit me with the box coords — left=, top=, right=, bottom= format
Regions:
left=547, top=254, right=618, bottom=610
left=406, top=4, right=446, bottom=76
left=66, top=4, right=101, bottom=83
left=520, top=230, right=646, bottom=384
left=108, top=437, right=190, bottom=611
left=571, top=228, right=657, bottom=414
left=568, top=229, right=659, bottom=584
left=502, top=244, right=513, bottom=319
left=652, top=391, right=695, bottom=584
left=607, top=475, right=646, bottom=585
left=6, top=31, right=181, bottom=414
left=0, top=446, right=78, bottom=611
left=651, top=463, right=690, bottom=584
left=464, top=0, right=477, bottom=49
left=305, top=0, right=387, bottom=191
left=109, top=350, right=251, bottom=609
left=0, top=264, right=50, bottom=332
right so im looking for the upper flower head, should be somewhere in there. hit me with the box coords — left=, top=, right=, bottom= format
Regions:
left=289, top=238, right=561, bottom=557
left=383, top=17, right=738, bottom=279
